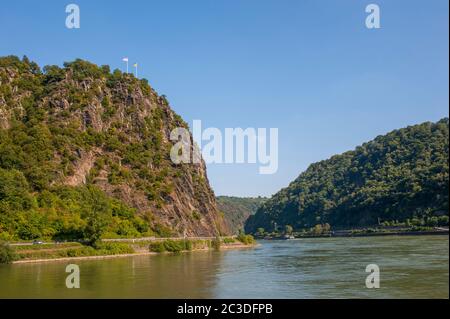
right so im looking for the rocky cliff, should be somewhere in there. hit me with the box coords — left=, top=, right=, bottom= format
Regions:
left=0, top=56, right=228, bottom=239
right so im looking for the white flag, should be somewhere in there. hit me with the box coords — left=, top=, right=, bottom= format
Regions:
left=122, top=57, right=129, bottom=62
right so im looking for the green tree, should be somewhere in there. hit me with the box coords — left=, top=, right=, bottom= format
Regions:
left=83, top=213, right=109, bottom=246
left=312, top=224, right=323, bottom=235
left=284, top=225, right=293, bottom=234
left=246, top=119, right=450, bottom=233
left=0, top=241, right=16, bottom=264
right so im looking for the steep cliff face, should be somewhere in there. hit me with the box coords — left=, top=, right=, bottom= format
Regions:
left=0, top=56, right=228, bottom=239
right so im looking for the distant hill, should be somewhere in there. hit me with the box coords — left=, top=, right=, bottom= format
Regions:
left=217, top=196, right=267, bottom=234
left=245, top=119, right=449, bottom=233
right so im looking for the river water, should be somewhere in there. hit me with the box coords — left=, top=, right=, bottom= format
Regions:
left=0, top=235, right=448, bottom=298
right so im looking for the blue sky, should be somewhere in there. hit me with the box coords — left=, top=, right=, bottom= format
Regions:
left=1, top=0, right=448, bottom=197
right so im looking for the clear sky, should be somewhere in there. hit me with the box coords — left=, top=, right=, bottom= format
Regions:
left=1, top=0, right=448, bottom=197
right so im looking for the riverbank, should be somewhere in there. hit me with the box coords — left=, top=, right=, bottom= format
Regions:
left=9, top=238, right=256, bottom=264
left=258, top=227, right=449, bottom=240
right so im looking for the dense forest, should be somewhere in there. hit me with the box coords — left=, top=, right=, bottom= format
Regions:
left=217, top=196, right=267, bottom=234
left=245, top=119, right=449, bottom=233
left=0, top=55, right=227, bottom=243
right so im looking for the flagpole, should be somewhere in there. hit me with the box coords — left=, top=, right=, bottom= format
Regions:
left=122, top=58, right=129, bottom=74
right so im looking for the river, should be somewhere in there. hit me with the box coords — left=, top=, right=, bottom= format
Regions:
left=0, top=235, right=448, bottom=298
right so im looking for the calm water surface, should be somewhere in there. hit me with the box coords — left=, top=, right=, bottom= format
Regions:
left=0, top=235, right=448, bottom=298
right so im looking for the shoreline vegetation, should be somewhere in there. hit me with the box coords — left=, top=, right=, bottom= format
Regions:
left=0, top=234, right=257, bottom=264
left=251, top=216, right=449, bottom=240
left=254, top=226, right=449, bottom=240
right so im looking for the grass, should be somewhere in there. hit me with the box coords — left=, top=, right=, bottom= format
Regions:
left=14, top=242, right=134, bottom=260
left=147, top=237, right=247, bottom=254
left=222, top=237, right=236, bottom=244
left=149, top=239, right=194, bottom=253
left=13, top=242, right=83, bottom=251
left=9, top=236, right=254, bottom=261
left=237, top=234, right=255, bottom=245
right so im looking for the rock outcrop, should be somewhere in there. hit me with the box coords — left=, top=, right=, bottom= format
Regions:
left=0, top=56, right=228, bottom=237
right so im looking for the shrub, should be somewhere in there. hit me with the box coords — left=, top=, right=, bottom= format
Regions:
left=211, top=237, right=221, bottom=250
left=149, top=239, right=193, bottom=253
left=95, top=242, right=134, bottom=255
left=149, top=241, right=166, bottom=253
left=66, top=248, right=84, bottom=257
left=163, top=239, right=184, bottom=253
left=438, top=216, right=449, bottom=226
left=222, top=237, right=235, bottom=244
left=153, top=224, right=173, bottom=238
left=0, top=241, right=17, bottom=264
left=237, top=234, right=255, bottom=245
left=192, top=211, right=201, bottom=221
left=183, top=239, right=193, bottom=251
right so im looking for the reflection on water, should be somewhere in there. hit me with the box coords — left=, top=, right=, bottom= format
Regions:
left=0, top=235, right=448, bottom=298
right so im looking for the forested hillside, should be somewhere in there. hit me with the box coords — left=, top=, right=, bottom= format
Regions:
left=0, top=56, right=228, bottom=242
left=245, top=119, right=449, bottom=233
left=217, top=196, right=267, bottom=234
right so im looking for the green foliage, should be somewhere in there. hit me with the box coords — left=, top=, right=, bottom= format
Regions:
left=236, top=233, right=255, bottom=245
left=163, top=239, right=185, bottom=253
left=216, top=196, right=267, bottom=234
left=63, top=59, right=104, bottom=81
left=284, top=225, right=293, bottom=234
left=43, top=65, right=65, bottom=84
left=0, top=55, right=219, bottom=242
left=153, top=224, right=174, bottom=238
left=94, top=242, right=134, bottom=255
left=183, top=239, right=193, bottom=251
left=0, top=241, right=16, bottom=264
left=437, top=216, right=449, bottom=226
left=149, top=241, right=166, bottom=253
left=192, top=210, right=201, bottom=221
left=256, top=228, right=265, bottom=236
left=401, top=216, right=449, bottom=227
left=15, top=242, right=134, bottom=260
left=246, top=119, right=449, bottom=233
left=222, top=237, right=236, bottom=244
left=311, top=223, right=331, bottom=236
left=0, top=184, right=150, bottom=242
left=13, top=242, right=82, bottom=251
left=0, top=168, right=35, bottom=210
left=211, top=236, right=221, bottom=250
left=149, top=239, right=193, bottom=253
